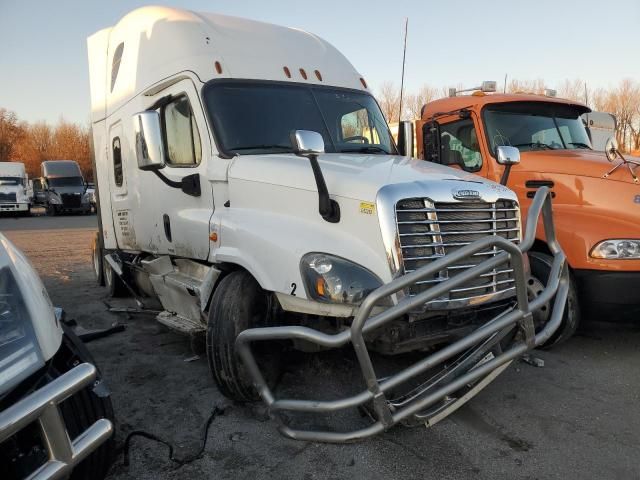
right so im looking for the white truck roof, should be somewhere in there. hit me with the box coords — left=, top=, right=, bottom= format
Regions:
left=0, top=162, right=26, bottom=177
left=87, top=6, right=368, bottom=123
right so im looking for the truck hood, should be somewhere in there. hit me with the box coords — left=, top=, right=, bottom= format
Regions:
left=519, top=150, right=640, bottom=185
left=228, top=153, right=489, bottom=201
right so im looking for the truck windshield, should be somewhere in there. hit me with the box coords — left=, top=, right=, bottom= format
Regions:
left=203, top=81, right=396, bottom=156
left=48, top=177, right=83, bottom=187
left=0, top=177, right=23, bottom=186
left=484, top=102, right=592, bottom=154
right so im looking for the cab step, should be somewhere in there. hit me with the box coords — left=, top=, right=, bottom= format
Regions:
left=156, top=310, right=205, bottom=335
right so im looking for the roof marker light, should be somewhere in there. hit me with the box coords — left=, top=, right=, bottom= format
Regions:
left=299, top=68, right=308, bottom=80
left=360, top=77, right=368, bottom=89
left=214, top=61, right=222, bottom=74
left=283, top=66, right=291, bottom=78
left=314, top=70, right=323, bottom=81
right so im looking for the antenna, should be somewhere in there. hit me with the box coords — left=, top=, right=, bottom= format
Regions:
left=504, top=74, right=508, bottom=93
left=397, top=18, right=408, bottom=122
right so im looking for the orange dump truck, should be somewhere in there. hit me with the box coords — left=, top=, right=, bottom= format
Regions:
left=416, top=91, right=640, bottom=345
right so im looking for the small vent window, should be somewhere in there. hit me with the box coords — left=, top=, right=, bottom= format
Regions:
left=110, top=42, right=124, bottom=92
left=112, top=137, right=123, bottom=186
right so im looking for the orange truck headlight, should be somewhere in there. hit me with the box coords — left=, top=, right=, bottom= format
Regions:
left=591, top=239, right=640, bottom=259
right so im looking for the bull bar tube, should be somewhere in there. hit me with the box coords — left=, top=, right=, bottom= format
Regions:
left=236, top=187, right=568, bottom=443
left=0, top=363, right=113, bottom=480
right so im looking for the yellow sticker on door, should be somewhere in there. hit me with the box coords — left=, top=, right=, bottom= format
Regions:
left=359, top=202, right=376, bottom=215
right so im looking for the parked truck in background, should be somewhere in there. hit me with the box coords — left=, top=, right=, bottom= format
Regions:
left=0, top=162, right=31, bottom=216
left=417, top=87, right=640, bottom=340
left=35, top=160, right=92, bottom=215
left=87, top=7, right=567, bottom=441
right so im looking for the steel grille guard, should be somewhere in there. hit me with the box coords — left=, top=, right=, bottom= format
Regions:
left=236, top=187, right=568, bottom=443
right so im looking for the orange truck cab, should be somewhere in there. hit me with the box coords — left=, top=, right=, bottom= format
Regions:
left=416, top=92, right=640, bottom=344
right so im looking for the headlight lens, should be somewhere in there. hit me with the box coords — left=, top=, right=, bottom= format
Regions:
left=591, top=239, right=640, bottom=259
left=0, top=266, right=44, bottom=395
left=49, top=194, right=61, bottom=205
left=300, top=253, right=383, bottom=305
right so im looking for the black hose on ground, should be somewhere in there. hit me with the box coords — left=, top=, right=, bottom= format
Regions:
left=123, top=405, right=226, bottom=467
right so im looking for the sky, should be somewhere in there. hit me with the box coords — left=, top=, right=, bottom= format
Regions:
left=1, top=0, right=638, bottom=124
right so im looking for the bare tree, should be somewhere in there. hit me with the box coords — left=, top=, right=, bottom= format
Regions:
left=0, top=108, right=24, bottom=161
left=558, top=78, right=587, bottom=103
left=377, top=81, right=400, bottom=123
left=404, top=85, right=441, bottom=120
left=507, top=78, right=547, bottom=95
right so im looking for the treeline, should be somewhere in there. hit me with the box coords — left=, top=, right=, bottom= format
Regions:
left=377, top=78, right=640, bottom=153
left=0, top=109, right=92, bottom=180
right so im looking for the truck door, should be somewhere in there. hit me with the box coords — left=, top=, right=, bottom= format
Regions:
left=422, top=115, right=490, bottom=178
left=139, top=79, right=214, bottom=260
left=108, top=122, right=137, bottom=250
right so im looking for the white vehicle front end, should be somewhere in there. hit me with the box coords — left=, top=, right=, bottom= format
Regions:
left=0, top=235, right=114, bottom=478
left=0, top=176, right=30, bottom=213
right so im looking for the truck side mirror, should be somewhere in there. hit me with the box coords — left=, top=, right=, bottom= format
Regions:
left=397, top=121, right=414, bottom=157
left=290, top=130, right=340, bottom=223
left=496, top=146, right=520, bottom=185
left=133, top=111, right=166, bottom=171
left=291, top=130, right=325, bottom=156
left=605, top=137, right=619, bottom=163
left=496, top=146, right=521, bottom=166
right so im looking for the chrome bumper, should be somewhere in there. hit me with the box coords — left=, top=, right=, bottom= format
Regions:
left=236, top=187, right=568, bottom=443
left=0, top=363, right=113, bottom=480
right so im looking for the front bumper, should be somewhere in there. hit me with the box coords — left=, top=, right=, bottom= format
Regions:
left=0, top=363, right=113, bottom=479
left=236, top=188, right=568, bottom=443
left=0, top=202, right=29, bottom=212
left=574, top=269, right=640, bottom=309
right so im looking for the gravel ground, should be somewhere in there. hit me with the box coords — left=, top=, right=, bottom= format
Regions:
left=2, top=216, right=639, bottom=480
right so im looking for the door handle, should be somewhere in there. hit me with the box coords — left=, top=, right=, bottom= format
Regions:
left=163, top=214, right=172, bottom=242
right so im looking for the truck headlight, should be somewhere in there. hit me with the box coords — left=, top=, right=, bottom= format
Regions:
left=300, top=253, right=383, bottom=305
left=49, top=194, right=62, bottom=205
left=0, top=266, right=45, bottom=395
left=591, top=239, right=640, bottom=259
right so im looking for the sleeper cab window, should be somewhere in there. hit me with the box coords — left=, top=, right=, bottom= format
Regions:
left=162, top=95, right=202, bottom=166
left=112, top=137, right=123, bottom=187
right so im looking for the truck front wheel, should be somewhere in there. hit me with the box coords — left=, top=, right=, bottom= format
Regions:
left=206, top=270, right=280, bottom=402
left=529, top=252, right=580, bottom=349
left=103, top=257, right=128, bottom=297
left=92, top=232, right=105, bottom=286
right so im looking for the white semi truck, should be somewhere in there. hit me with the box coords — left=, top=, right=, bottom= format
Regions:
left=87, top=7, right=568, bottom=442
left=0, top=162, right=31, bottom=215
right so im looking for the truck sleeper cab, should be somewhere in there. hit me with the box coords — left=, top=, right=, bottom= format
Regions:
left=38, top=160, right=92, bottom=215
left=0, top=162, right=31, bottom=216
left=417, top=92, right=640, bottom=339
left=87, top=7, right=566, bottom=441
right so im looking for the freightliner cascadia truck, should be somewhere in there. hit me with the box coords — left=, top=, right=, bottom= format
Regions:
left=87, top=7, right=567, bottom=442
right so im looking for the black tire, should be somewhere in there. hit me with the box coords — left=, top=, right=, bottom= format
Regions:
left=46, top=204, right=56, bottom=216
left=103, top=255, right=128, bottom=297
left=529, top=251, right=580, bottom=349
left=57, top=326, right=115, bottom=480
left=206, top=270, right=279, bottom=402
left=92, top=232, right=105, bottom=286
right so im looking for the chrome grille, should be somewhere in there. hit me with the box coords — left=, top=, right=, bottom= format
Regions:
left=61, top=193, right=81, bottom=207
left=396, top=198, right=520, bottom=305
left=0, top=192, right=17, bottom=203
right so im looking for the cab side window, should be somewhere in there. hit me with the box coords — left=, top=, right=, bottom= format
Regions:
left=112, top=137, right=123, bottom=187
left=162, top=95, right=202, bottom=166
left=440, top=119, right=483, bottom=171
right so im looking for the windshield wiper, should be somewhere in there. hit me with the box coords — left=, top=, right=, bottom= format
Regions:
left=232, top=144, right=294, bottom=152
left=512, top=142, right=557, bottom=150
left=568, top=142, right=592, bottom=149
left=339, top=145, right=389, bottom=154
